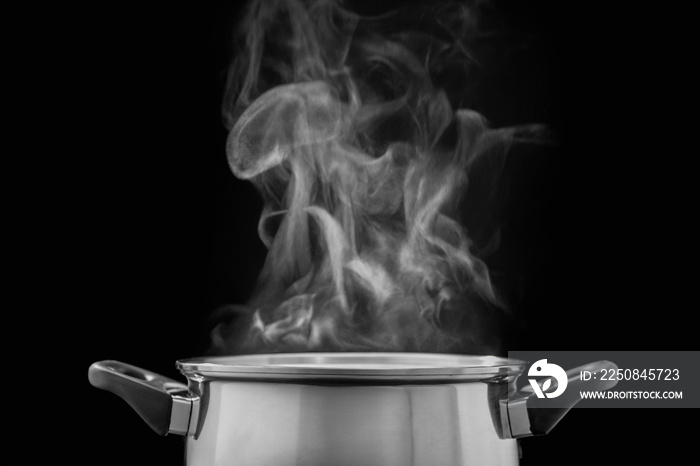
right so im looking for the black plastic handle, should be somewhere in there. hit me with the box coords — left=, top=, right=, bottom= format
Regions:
left=526, top=360, right=619, bottom=436
left=88, top=360, right=188, bottom=436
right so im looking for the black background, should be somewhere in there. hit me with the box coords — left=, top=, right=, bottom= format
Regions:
left=41, top=0, right=694, bottom=464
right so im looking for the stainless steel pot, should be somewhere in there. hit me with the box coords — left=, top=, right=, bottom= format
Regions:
left=89, top=353, right=616, bottom=465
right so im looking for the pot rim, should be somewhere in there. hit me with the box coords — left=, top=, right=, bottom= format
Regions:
left=177, top=352, right=526, bottom=382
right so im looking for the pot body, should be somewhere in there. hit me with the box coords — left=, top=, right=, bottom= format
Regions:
left=185, top=378, right=517, bottom=466
left=89, top=354, right=618, bottom=466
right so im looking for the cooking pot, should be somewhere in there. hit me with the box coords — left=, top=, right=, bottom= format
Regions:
left=89, top=353, right=616, bottom=465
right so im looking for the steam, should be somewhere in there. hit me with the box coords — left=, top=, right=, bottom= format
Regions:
left=213, top=0, right=541, bottom=354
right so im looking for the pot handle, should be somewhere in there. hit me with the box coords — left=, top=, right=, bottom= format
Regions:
left=88, top=360, right=199, bottom=437
left=500, top=360, right=618, bottom=439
